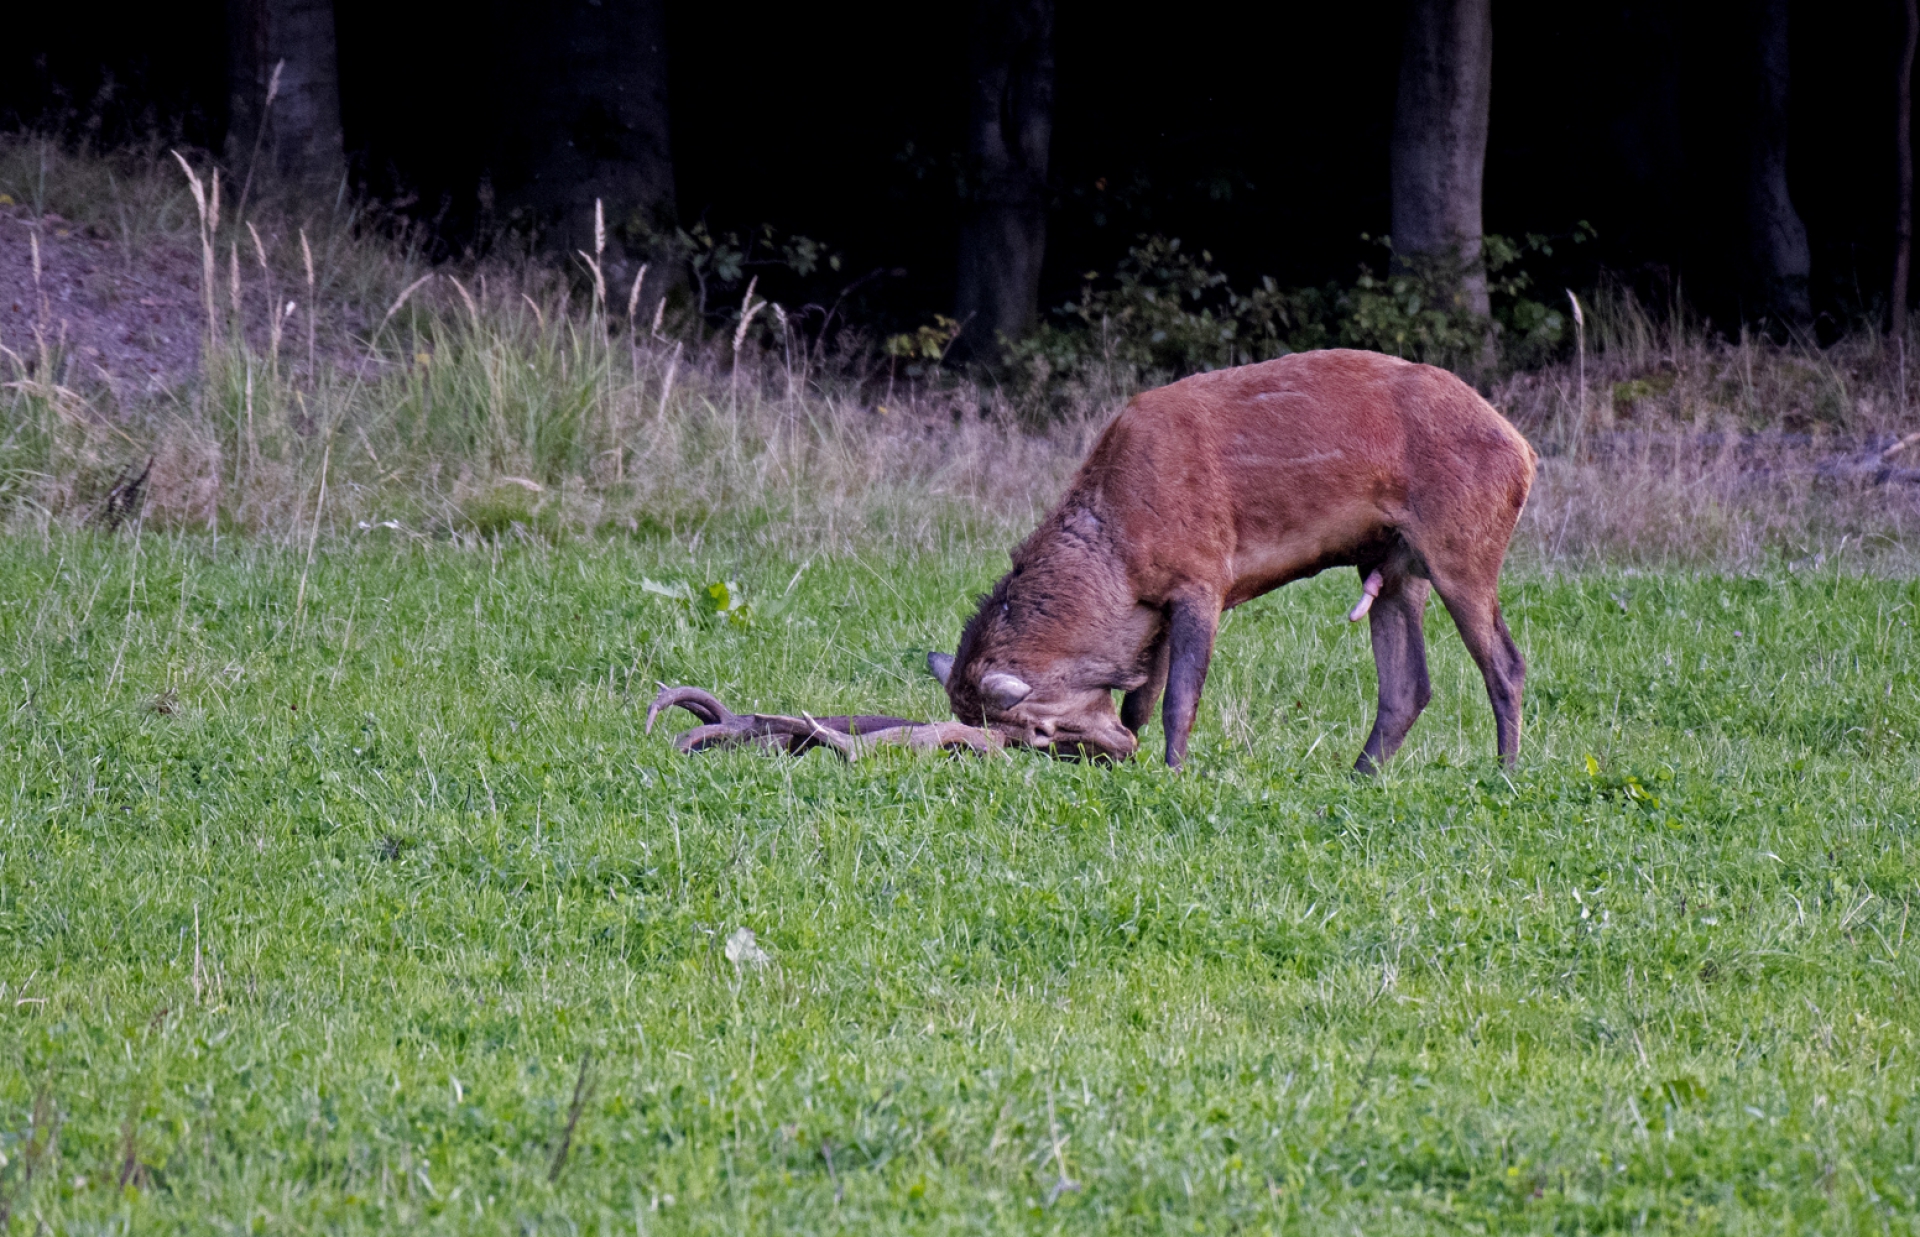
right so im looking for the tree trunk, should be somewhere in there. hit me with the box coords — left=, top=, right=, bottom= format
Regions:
left=954, top=0, right=1055, bottom=354
left=1607, top=5, right=1684, bottom=265
left=226, top=0, right=343, bottom=191
left=1744, top=0, right=1811, bottom=330
left=1895, top=0, right=1917, bottom=339
left=489, top=0, right=677, bottom=293
left=1390, top=0, right=1493, bottom=319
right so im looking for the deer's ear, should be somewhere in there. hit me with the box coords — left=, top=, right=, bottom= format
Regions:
left=980, top=671, right=1033, bottom=710
left=927, top=651, right=955, bottom=686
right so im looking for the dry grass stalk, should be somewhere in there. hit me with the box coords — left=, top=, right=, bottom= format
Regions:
left=300, top=227, right=317, bottom=374
left=732, top=276, right=764, bottom=356
left=170, top=152, right=218, bottom=341
left=577, top=198, right=607, bottom=319
left=274, top=299, right=294, bottom=372
left=657, top=340, right=681, bottom=428
left=375, top=274, right=434, bottom=340
left=234, top=57, right=284, bottom=223
left=626, top=263, right=649, bottom=326
left=27, top=227, right=52, bottom=379
left=7, top=146, right=1917, bottom=569
left=246, top=222, right=290, bottom=368
left=294, top=431, right=332, bottom=624
left=1567, top=289, right=1587, bottom=458
left=624, top=263, right=651, bottom=424
left=730, top=276, right=767, bottom=411
left=242, top=360, right=256, bottom=485
left=247, top=221, right=269, bottom=272
left=190, top=903, right=204, bottom=1003
left=450, top=276, right=481, bottom=331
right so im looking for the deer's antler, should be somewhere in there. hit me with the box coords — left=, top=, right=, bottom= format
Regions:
left=646, top=686, right=1001, bottom=759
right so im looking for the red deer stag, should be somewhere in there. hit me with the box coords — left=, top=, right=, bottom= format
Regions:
left=929, top=348, right=1535, bottom=771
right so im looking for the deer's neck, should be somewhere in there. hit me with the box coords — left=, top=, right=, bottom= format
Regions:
left=1003, top=502, right=1152, bottom=684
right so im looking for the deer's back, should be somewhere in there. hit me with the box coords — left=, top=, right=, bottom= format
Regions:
left=1073, top=349, right=1533, bottom=604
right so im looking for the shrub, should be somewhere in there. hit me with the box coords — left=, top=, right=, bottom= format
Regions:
left=1005, top=229, right=1586, bottom=399
left=1006, top=237, right=1331, bottom=385
left=1339, top=231, right=1580, bottom=372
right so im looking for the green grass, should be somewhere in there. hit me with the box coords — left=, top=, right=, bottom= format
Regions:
left=1, top=534, right=1917, bottom=1233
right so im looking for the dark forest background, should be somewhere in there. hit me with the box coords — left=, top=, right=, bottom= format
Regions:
left=5, top=1, right=1916, bottom=346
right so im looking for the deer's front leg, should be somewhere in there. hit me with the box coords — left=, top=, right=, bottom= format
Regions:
left=1121, top=630, right=1171, bottom=736
left=1160, top=593, right=1220, bottom=769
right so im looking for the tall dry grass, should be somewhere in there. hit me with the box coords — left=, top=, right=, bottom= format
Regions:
left=1495, top=281, right=1920, bottom=569
left=2, top=137, right=1916, bottom=570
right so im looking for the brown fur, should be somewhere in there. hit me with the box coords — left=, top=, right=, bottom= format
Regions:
left=941, top=349, right=1536, bottom=770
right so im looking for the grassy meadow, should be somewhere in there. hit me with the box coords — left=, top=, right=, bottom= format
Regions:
left=4, top=138, right=1920, bottom=1233
left=1, top=533, right=1917, bottom=1234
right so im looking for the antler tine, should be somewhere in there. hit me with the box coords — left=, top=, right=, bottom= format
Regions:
left=658, top=705, right=861, bottom=758
left=907, top=722, right=1004, bottom=754
left=797, top=712, right=861, bottom=760
left=647, top=685, right=737, bottom=733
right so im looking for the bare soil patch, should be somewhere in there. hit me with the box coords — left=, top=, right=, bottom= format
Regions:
left=1, top=203, right=205, bottom=398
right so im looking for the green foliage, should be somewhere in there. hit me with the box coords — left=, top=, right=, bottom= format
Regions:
left=1, top=537, right=1917, bottom=1232
left=461, top=482, right=559, bottom=540
left=650, top=220, right=842, bottom=320
left=1008, top=237, right=1331, bottom=381
left=1338, top=243, right=1489, bottom=367
left=1339, top=231, right=1585, bottom=372
left=884, top=315, right=962, bottom=370
left=642, top=576, right=754, bottom=628
left=1008, top=229, right=1589, bottom=397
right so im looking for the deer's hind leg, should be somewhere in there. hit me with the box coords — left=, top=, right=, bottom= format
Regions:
left=1443, top=585, right=1525, bottom=767
left=1423, top=547, right=1526, bottom=769
left=1354, top=572, right=1433, bottom=775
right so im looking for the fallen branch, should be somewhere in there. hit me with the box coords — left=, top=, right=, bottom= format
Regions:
left=1812, top=453, right=1920, bottom=485
left=548, top=1051, right=595, bottom=1183
left=646, top=685, right=1001, bottom=759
